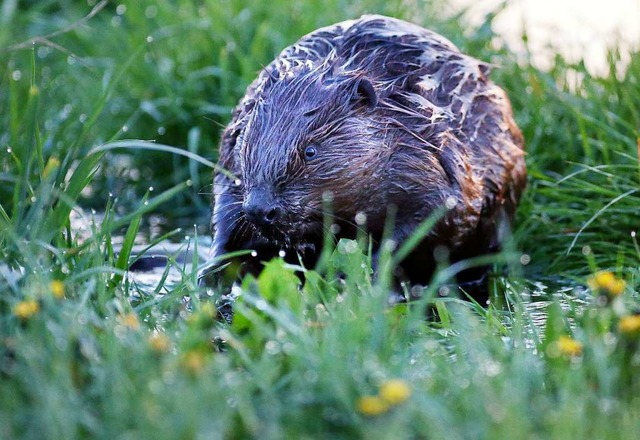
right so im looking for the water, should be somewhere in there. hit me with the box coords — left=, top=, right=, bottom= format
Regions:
left=516, top=277, right=591, bottom=333
left=125, top=240, right=211, bottom=293
left=123, top=234, right=589, bottom=333
left=448, top=0, right=640, bottom=75
left=67, top=206, right=212, bottom=293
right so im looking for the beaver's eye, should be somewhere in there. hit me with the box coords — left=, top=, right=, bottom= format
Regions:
left=304, top=145, right=318, bottom=161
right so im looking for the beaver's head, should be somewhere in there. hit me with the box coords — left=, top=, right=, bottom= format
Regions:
left=237, top=66, right=384, bottom=246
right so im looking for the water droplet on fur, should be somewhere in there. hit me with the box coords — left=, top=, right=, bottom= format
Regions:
left=322, top=191, right=334, bottom=203
left=278, top=250, right=286, bottom=258
left=251, top=251, right=258, bottom=257
left=445, top=196, right=457, bottom=209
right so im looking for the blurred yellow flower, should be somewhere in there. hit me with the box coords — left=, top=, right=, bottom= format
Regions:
left=14, top=300, right=40, bottom=319
left=187, top=303, right=217, bottom=328
left=201, top=302, right=217, bottom=318
left=556, top=335, right=583, bottom=357
left=588, top=271, right=625, bottom=297
left=379, top=379, right=411, bottom=405
left=117, top=313, right=140, bottom=330
left=181, top=350, right=206, bottom=374
left=356, top=395, right=390, bottom=417
left=42, top=157, right=60, bottom=179
left=50, top=280, right=65, bottom=299
left=148, top=333, right=170, bottom=352
left=619, top=315, right=640, bottom=335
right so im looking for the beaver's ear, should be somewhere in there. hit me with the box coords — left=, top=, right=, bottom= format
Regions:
left=352, top=77, right=378, bottom=110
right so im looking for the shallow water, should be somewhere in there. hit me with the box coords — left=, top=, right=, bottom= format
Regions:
left=54, top=206, right=594, bottom=329
left=510, top=277, right=590, bottom=346
left=448, top=0, right=640, bottom=75
left=125, top=239, right=212, bottom=292
left=123, top=232, right=590, bottom=334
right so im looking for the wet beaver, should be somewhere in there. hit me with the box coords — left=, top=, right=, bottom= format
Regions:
left=199, top=15, right=526, bottom=302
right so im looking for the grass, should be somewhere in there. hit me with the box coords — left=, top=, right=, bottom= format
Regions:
left=1, top=0, right=640, bottom=438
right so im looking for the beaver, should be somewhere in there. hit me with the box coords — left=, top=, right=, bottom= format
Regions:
left=199, top=15, right=526, bottom=303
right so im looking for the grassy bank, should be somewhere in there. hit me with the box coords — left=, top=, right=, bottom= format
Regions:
left=1, top=0, right=640, bottom=438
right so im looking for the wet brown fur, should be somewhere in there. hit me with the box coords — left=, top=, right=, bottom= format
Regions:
left=201, top=15, right=526, bottom=301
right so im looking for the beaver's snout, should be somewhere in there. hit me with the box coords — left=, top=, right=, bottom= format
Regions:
left=243, top=190, right=280, bottom=228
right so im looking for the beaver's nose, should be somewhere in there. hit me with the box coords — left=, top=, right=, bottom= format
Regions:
left=243, top=192, right=280, bottom=227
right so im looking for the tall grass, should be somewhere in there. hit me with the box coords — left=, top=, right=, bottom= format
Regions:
left=1, top=0, right=640, bottom=438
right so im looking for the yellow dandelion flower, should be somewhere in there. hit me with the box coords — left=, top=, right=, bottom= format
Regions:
left=14, top=300, right=40, bottom=319
left=556, top=335, right=583, bottom=357
left=588, top=271, right=625, bottom=297
left=148, top=333, right=170, bottom=352
left=117, top=313, right=140, bottom=330
left=50, top=280, right=65, bottom=299
left=181, top=350, right=206, bottom=374
left=356, top=395, right=390, bottom=417
left=619, top=315, right=640, bottom=335
left=379, top=379, right=412, bottom=405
